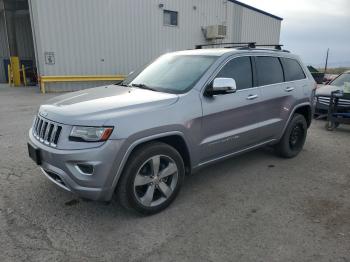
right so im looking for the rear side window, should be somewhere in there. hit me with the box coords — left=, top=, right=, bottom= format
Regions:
left=216, top=57, right=253, bottom=90
left=281, top=58, right=306, bottom=81
left=255, top=56, right=284, bottom=86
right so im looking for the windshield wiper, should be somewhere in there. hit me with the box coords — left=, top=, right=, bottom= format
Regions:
left=131, top=83, right=158, bottom=92
left=117, top=82, right=130, bottom=87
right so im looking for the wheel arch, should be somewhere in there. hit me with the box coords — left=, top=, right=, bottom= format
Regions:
left=279, top=103, right=312, bottom=141
left=109, top=132, right=192, bottom=200
left=294, top=104, right=312, bottom=127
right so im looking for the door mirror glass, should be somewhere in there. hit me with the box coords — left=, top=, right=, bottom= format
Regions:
left=206, top=78, right=237, bottom=96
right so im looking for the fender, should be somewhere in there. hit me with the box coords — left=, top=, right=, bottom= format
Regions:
left=106, top=131, right=189, bottom=200
left=279, top=102, right=311, bottom=140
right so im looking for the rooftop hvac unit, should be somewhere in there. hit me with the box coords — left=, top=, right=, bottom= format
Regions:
left=205, top=25, right=227, bottom=40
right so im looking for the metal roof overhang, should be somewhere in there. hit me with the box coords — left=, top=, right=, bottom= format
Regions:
left=228, top=0, right=283, bottom=21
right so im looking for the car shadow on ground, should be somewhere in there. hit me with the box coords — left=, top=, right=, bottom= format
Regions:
left=28, top=146, right=281, bottom=221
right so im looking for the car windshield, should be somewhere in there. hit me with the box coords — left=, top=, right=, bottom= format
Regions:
left=330, top=73, right=350, bottom=87
left=122, top=54, right=218, bottom=94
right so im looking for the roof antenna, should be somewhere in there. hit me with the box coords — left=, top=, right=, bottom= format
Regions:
left=324, top=48, right=330, bottom=74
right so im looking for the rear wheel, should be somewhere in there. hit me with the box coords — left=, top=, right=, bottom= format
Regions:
left=117, top=142, right=185, bottom=215
left=275, top=113, right=307, bottom=158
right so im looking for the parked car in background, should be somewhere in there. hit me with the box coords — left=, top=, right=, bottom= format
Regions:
left=28, top=47, right=315, bottom=214
left=315, top=70, right=350, bottom=116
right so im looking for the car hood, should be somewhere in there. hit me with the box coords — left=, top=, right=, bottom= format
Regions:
left=316, top=84, right=343, bottom=96
left=39, top=85, right=179, bottom=125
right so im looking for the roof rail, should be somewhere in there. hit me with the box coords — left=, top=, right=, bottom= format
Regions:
left=195, top=42, right=289, bottom=52
left=195, top=42, right=256, bottom=49
left=255, top=44, right=283, bottom=50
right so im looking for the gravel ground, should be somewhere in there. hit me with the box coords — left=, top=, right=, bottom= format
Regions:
left=0, top=85, right=349, bottom=262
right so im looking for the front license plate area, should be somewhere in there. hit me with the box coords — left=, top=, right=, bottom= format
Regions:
left=28, top=143, right=41, bottom=165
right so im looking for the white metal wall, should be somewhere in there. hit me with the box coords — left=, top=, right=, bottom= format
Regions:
left=28, top=0, right=281, bottom=91
left=240, top=7, right=281, bottom=44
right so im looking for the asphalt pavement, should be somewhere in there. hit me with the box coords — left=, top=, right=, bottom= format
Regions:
left=0, top=85, right=349, bottom=262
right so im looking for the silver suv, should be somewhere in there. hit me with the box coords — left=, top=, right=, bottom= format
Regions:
left=28, top=47, right=315, bottom=214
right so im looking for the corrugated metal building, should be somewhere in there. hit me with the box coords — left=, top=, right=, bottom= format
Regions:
left=0, top=0, right=283, bottom=91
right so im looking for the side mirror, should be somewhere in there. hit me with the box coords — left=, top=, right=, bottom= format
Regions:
left=205, top=78, right=237, bottom=96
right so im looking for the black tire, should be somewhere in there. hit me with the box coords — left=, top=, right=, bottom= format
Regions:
left=116, top=142, right=185, bottom=215
left=275, top=113, right=307, bottom=158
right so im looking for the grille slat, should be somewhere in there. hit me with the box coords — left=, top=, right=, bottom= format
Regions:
left=40, top=122, right=48, bottom=142
left=32, top=115, right=62, bottom=147
left=36, top=119, right=43, bottom=135
left=33, top=117, right=39, bottom=131
left=318, top=96, right=350, bottom=107
left=50, top=125, right=58, bottom=145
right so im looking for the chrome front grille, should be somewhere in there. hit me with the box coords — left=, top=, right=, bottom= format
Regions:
left=32, top=116, right=62, bottom=147
left=318, top=96, right=350, bottom=107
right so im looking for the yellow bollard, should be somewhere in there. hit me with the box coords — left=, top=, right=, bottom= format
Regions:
left=22, top=64, right=27, bottom=86
left=10, top=56, right=21, bottom=86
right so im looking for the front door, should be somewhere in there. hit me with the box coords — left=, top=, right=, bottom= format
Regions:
left=199, top=56, right=265, bottom=163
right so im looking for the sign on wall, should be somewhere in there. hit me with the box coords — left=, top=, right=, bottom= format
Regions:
left=44, top=52, right=55, bottom=65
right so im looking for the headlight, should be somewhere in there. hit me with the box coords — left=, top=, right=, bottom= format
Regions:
left=69, top=126, right=113, bottom=142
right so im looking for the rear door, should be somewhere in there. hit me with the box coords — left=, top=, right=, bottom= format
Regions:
left=199, top=56, right=265, bottom=163
left=253, top=55, right=305, bottom=141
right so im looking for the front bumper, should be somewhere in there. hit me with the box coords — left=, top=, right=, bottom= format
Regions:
left=314, top=101, right=329, bottom=116
left=28, top=128, right=125, bottom=201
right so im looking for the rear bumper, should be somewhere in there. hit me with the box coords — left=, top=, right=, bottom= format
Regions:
left=28, top=128, right=125, bottom=201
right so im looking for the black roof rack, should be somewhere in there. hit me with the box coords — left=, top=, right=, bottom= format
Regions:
left=255, top=44, right=283, bottom=50
left=195, top=42, right=289, bottom=52
left=195, top=42, right=256, bottom=49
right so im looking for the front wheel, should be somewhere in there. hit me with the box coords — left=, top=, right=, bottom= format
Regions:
left=275, top=113, right=307, bottom=158
left=116, top=142, right=185, bottom=215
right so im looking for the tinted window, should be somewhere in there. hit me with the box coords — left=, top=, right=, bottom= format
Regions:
left=216, top=57, right=253, bottom=90
left=282, top=58, right=306, bottom=81
left=256, top=56, right=284, bottom=86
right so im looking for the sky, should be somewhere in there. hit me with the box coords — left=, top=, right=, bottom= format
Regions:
left=239, top=0, right=350, bottom=68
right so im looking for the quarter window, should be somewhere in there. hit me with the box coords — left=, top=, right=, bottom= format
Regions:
left=164, top=10, right=178, bottom=26
left=281, top=58, right=306, bottom=81
left=256, top=56, right=284, bottom=86
left=216, top=57, right=253, bottom=90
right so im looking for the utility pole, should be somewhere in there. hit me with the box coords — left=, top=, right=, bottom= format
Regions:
left=324, top=48, right=329, bottom=74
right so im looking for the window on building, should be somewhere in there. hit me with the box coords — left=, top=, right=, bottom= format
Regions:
left=255, top=56, right=284, bottom=86
left=216, top=57, right=253, bottom=90
left=281, top=58, right=306, bottom=81
left=163, top=10, right=178, bottom=26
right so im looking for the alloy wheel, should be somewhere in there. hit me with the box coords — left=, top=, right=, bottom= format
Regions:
left=133, top=155, right=178, bottom=207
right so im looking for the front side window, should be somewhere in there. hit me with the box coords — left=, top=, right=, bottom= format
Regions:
left=123, top=54, right=218, bottom=94
left=216, top=56, right=253, bottom=90
left=256, top=56, right=284, bottom=86
left=281, top=58, right=306, bottom=81
left=164, top=10, right=178, bottom=26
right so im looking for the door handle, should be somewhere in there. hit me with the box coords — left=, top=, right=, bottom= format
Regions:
left=285, top=87, right=295, bottom=92
left=246, top=94, right=258, bottom=100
